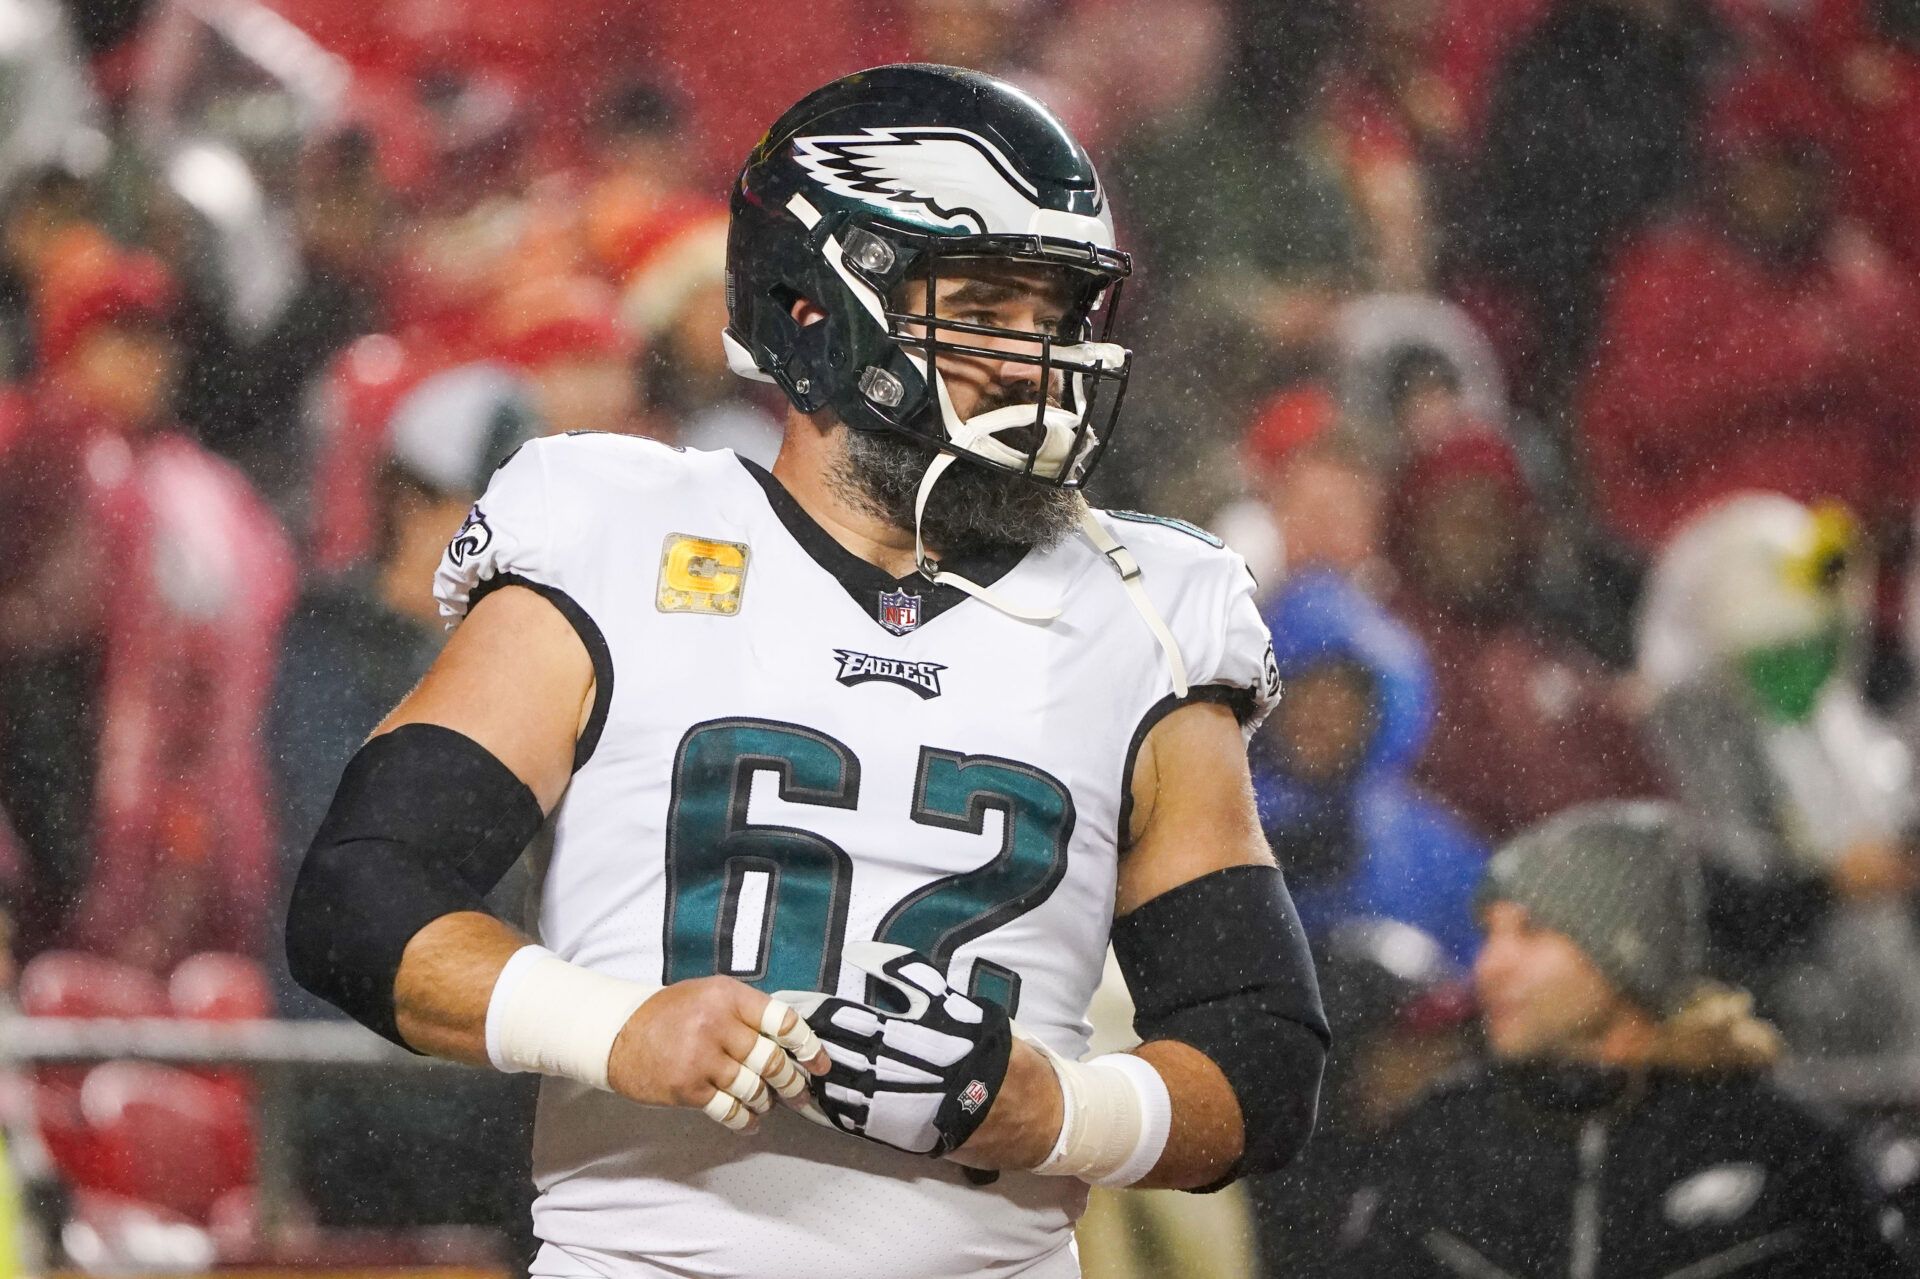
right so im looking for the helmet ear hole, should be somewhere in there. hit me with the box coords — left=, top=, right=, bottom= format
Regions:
left=771, top=284, right=827, bottom=328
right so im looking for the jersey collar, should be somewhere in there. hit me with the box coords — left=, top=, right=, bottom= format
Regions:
left=737, top=456, right=1027, bottom=634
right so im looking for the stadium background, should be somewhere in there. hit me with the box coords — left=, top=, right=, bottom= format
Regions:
left=2, top=0, right=1920, bottom=1274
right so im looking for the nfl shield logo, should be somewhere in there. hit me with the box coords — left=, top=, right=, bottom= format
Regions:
left=878, top=588, right=922, bottom=635
left=960, top=1080, right=990, bottom=1114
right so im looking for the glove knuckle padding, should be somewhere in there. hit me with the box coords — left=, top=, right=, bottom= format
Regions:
left=897, top=960, right=947, bottom=993
left=884, top=1019, right=973, bottom=1066
left=943, top=993, right=984, bottom=1024
left=774, top=945, right=1014, bottom=1156
left=829, top=1004, right=884, bottom=1039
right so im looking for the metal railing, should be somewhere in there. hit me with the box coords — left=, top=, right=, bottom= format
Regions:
left=4, top=1012, right=1919, bottom=1246
left=0, top=1015, right=466, bottom=1236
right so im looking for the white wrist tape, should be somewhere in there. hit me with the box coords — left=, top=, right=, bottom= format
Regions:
left=1032, top=1048, right=1173, bottom=1187
left=485, top=945, right=660, bottom=1091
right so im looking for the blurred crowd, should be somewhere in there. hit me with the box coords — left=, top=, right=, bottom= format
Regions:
left=2, top=0, right=1920, bottom=1272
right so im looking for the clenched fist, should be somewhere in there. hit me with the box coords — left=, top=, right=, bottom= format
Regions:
left=608, top=976, right=831, bottom=1133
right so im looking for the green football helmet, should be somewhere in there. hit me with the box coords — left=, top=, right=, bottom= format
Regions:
left=723, top=63, right=1133, bottom=490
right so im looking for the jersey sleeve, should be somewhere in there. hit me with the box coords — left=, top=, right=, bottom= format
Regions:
left=1104, top=510, right=1283, bottom=741
left=1189, top=551, right=1283, bottom=740
left=431, top=435, right=624, bottom=771
left=433, top=439, right=556, bottom=621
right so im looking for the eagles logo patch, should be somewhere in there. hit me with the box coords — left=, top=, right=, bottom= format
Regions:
left=448, top=505, right=492, bottom=567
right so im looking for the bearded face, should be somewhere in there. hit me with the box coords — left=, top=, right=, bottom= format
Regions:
left=824, top=259, right=1092, bottom=557
left=830, top=425, right=1081, bottom=557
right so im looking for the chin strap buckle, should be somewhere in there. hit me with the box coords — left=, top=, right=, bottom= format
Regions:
left=1099, top=541, right=1143, bottom=583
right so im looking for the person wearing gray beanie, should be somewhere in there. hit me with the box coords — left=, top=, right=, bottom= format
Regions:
left=1337, top=801, right=1904, bottom=1278
left=1472, top=800, right=1784, bottom=1072
left=1476, top=799, right=1706, bottom=1018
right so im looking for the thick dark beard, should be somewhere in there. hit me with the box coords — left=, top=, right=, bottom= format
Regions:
left=831, top=427, right=1082, bottom=559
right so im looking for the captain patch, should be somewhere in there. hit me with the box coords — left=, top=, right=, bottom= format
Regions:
left=658, top=534, right=750, bottom=616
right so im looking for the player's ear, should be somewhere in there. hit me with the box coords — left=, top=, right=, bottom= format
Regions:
left=789, top=296, right=828, bottom=327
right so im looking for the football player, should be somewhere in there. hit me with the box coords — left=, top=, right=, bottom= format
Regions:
left=288, top=64, right=1326, bottom=1278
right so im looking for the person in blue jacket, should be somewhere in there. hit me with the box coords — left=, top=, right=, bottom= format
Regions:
left=1253, top=567, right=1488, bottom=964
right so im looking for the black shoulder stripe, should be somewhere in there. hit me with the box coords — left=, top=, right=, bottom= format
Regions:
left=467, top=572, right=614, bottom=772
left=491, top=441, right=527, bottom=474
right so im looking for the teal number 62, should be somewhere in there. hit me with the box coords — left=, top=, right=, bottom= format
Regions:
left=661, top=717, right=1075, bottom=1014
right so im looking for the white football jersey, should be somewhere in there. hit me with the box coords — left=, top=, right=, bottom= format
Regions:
left=435, top=433, right=1279, bottom=1279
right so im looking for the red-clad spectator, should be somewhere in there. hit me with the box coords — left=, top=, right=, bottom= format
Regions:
left=1387, top=430, right=1661, bottom=840
left=1827, top=1, right=1920, bottom=272
left=303, top=334, right=446, bottom=576
left=306, top=251, right=641, bottom=579
left=488, top=274, right=645, bottom=437
left=1469, top=0, right=1727, bottom=410
left=1240, top=382, right=1389, bottom=591
left=1770, top=0, right=1920, bottom=275
left=16, top=251, right=295, bottom=972
left=1320, top=0, right=1480, bottom=293
left=1578, top=64, right=1920, bottom=557
left=619, top=208, right=782, bottom=464
left=581, top=81, right=706, bottom=282
left=0, top=167, right=98, bottom=381
left=1432, top=0, right=1552, bottom=140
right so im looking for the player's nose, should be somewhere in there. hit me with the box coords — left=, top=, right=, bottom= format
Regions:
left=991, top=340, right=1063, bottom=407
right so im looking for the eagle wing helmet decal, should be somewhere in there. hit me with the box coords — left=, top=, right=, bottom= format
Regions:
left=791, top=126, right=1052, bottom=235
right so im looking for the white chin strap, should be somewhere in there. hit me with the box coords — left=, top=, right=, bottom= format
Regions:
left=908, top=337, right=1126, bottom=480
left=1074, top=506, right=1190, bottom=698
left=911, top=408, right=1190, bottom=698
left=912, top=431, right=1060, bottom=623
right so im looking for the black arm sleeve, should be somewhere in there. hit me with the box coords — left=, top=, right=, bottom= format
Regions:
left=1112, top=863, right=1330, bottom=1187
left=285, top=723, right=545, bottom=1047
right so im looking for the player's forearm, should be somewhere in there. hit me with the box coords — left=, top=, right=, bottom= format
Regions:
left=1130, top=1040, right=1245, bottom=1190
left=946, top=1039, right=1065, bottom=1170
left=952, top=1038, right=1243, bottom=1187
left=393, top=910, right=533, bottom=1065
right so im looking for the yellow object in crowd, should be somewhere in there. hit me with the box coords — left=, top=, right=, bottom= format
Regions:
left=0, top=1131, right=20, bottom=1279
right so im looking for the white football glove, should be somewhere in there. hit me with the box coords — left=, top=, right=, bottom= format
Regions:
left=776, top=942, right=1012, bottom=1156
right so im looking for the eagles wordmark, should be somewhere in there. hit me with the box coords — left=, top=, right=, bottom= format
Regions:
left=832, top=649, right=946, bottom=699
